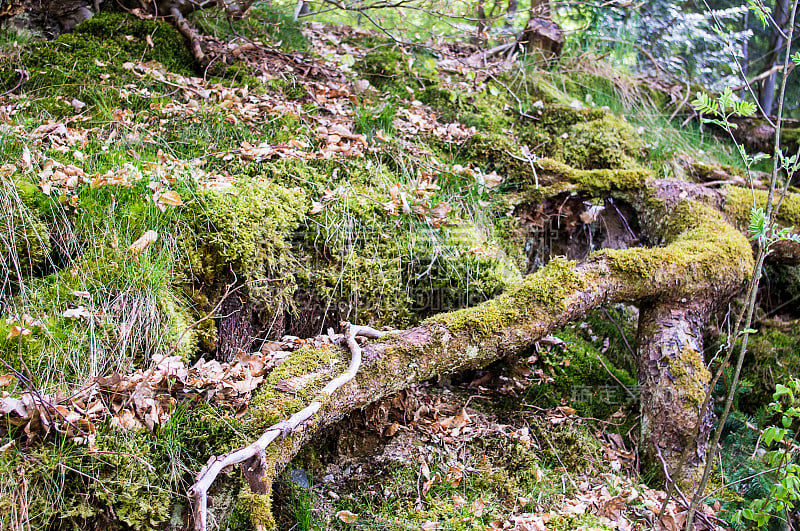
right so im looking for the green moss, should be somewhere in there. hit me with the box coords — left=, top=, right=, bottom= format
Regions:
left=515, top=158, right=650, bottom=200
left=0, top=12, right=195, bottom=108
left=516, top=105, right=640, bottom=167
left=724, top=186, right=800, bottom=228
left=418, top=84, right=461, bottom=122
left=667, top=347, right=711, bottom=406
left=525, top=330, right=636, bottom=418
left=601, top=201, right=754, bottom=294
left=247, top=345, right=339, bottom=431
left=558, top=114, right=642, bottom=170
left=548, top=514, right=615, bottom=531
left=27, top=96, right=74, bottom=119
left=0, top=430, right=170, bottom=530
left=429, top=256, right=581, bottom=338
left=268, top=76, right=309, bottom=100
left=286, top=160, right=517, bottom=331
left=460, top=132, right=531, bottom=182
left=184, top=177, right=306, bottom=284
left=420, top=82, right=514, bottom=132
left=0, top=403, right=246, bottom=530
left=0, top=178, right=52, bottom=280
left=234, top=485, right=276, bottom=530
left=354, top=48, right=437, bottom=94
left=782, top=126, right=800, bottom=148
left=740, top=324, right=800, bottom=410
left=517, top=105, right=607, bottom=147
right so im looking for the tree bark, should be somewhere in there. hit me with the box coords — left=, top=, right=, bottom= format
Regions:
left=636, top=300, right=714, bottom=490
left=505, top=0, right=518, bottom=28
left=519, top=0, right=562, bottom=59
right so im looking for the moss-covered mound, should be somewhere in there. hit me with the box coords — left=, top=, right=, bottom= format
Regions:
left=0, top=12, right=195, bottom=112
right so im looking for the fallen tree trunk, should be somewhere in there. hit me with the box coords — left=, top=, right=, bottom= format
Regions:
left=189, top=169, right=776, bottom=528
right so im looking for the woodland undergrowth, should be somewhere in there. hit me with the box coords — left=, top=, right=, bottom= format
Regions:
left=0, top=4, right=796, bottom=530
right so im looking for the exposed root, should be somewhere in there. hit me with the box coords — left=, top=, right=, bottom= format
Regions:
left=169, top=6, right=206, bottom=66
left=189, top=323, right=387, bottom=531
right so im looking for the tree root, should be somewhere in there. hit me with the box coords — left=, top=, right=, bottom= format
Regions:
left=189, top=323, right=386, bottom=531
left=180, top=178, right=800, bottom=528
left=168, top=5, right=206, bottom=66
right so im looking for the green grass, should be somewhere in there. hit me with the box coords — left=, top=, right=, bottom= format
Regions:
left=353, top=98, right=397, bottom=139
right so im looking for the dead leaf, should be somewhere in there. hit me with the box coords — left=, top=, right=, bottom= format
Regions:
left=5, top=326, right=30, bottom=339
left=159, top=190, right=183, bottom=207
left=470, top=498, right=486, bottom=517
left=63, top=306, right=92, bottom=320
left=0, top=374, right=15, bottom=387
left=336, top=510, right=358, bottom=524
left=310, top=201, right=324, bottom=215
left=384, top=421, right=400, bottom=437
left=276, top=372, right=320, bottom=393
left=599, top=495, right=625, bottom=518
left=127, top=230, right=158, bottom=256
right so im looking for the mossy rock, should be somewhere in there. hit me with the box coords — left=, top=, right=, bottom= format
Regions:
left=558, top=114, right=642, bottom=169
left=516, top=105, right=612, bottom=160
left=459, top=132, right=530, bottom=183
left=724, top=185, right=800, bottom=229
left=293, top=194, right=517, bottom=331
left=522, top=105, right=607, bottom=137
left=183, top=177, right=306, bottom=285
left=419, top=82, right=513, bottom=132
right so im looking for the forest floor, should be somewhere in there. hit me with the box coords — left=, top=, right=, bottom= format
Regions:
left=0, top=5, right=796, bottom=530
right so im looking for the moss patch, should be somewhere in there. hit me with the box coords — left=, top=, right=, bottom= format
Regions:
left=419, top=82, right=513, bottom=132
left=460, top=132, right=531, bottom=183
left=0, top=12, right=196, bottom=109
left=183, top=177, right=306, bottom=284
left=428, top=256, right=582, bottom=339
left=724, top=185, right=800, bottom=228
left=667, top=347, right=711, bottom=406
left=558, top=114, right=642, bottom=169
left=247, top=345, right=339, bottom=431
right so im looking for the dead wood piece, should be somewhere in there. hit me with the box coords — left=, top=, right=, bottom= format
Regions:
left=519, top=17, right=564, bottom=58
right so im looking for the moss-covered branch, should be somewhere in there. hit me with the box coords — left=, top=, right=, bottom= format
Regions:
left=206, top=191, right=753, bottom=527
